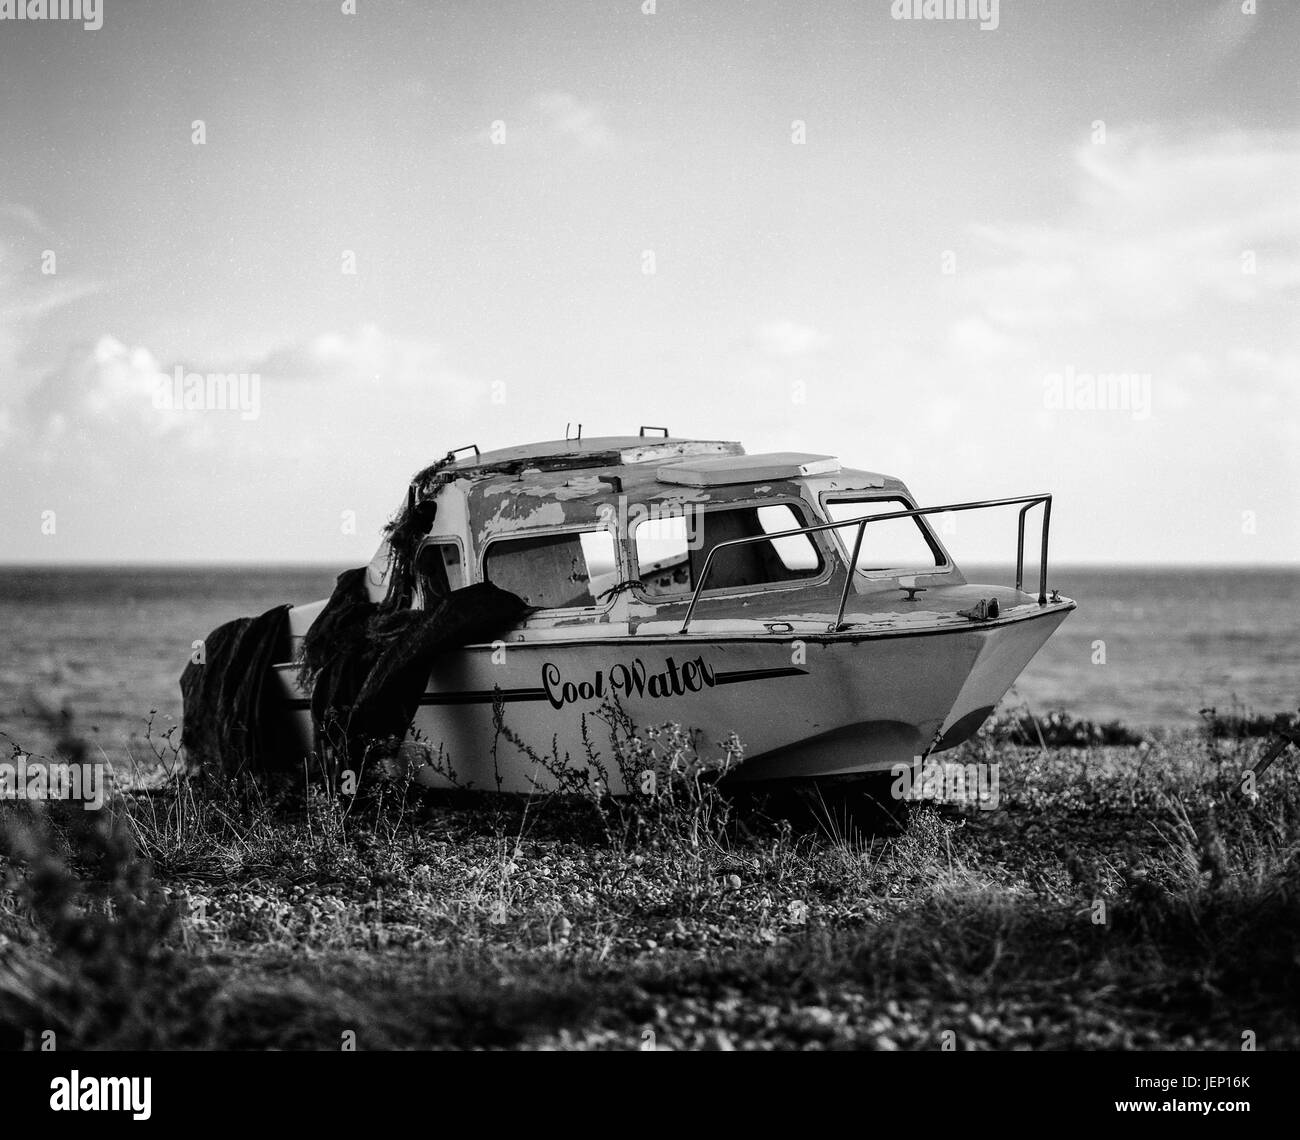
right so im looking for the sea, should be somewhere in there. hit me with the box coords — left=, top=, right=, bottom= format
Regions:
left=0, top=565, right=1296, bottom=764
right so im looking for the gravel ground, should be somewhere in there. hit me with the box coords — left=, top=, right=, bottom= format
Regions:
left=2, top=725, right=1298, bottom=1050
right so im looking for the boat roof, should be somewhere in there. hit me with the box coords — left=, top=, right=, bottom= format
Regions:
left=442, top=437, right=892, bottom=492
left=447, top=436, right=744, bottom=473
left=441, top=439, right=904, bottom=544
left=368, top=435, right=917, bottom=590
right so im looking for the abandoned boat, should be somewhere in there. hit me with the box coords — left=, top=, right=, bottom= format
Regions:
left=258, top=431, right=1075, bottom=793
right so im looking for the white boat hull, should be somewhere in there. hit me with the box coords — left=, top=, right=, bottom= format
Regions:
left=272, top=601, right=1071, bottom=793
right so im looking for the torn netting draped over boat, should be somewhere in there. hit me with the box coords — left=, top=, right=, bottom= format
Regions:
left=375, top=449, right=463, bottom=611
left=181, top=449, right=531, bottom=777
left=179, top=604, right=295, bottom=776
left=300, top=574, right=531, bottom=766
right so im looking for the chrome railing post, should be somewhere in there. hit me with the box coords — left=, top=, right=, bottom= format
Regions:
left=832, top=518, right=867, bottom=632
left=1015, top=503, right=1032, bottom=591
left=679, top=547, right=717, bottom=634
left=1038, top=495, right=1052, bottom=605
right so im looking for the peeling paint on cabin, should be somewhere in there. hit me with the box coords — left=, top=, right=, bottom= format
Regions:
left=812, top=474, right=889, bottom=492
left=654, top=489, right=713, bottom=508
left=476, top=498, right=569, bottom=545
left=619, top=441, right=741, bottom=465
left=506, top=475, right=610, bottom=502
left=548, top=612, right=611, bottom=628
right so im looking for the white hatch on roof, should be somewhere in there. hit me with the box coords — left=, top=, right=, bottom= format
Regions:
left=657, top=452, right=841, bottom=487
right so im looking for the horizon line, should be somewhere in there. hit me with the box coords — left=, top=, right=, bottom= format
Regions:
left=1, top=559, right=1297, bottom=571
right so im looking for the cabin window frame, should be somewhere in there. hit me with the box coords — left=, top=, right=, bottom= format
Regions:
left=413, top=535, right=468, bottom=609
left=629, top=496, right=835, bottom=604
left=478, top=524, right=622, bottom=616
left=818, top=493, right=953, bottom=579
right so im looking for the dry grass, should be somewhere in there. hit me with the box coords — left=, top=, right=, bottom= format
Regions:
left=2, top=712, right=1298, bottom=1051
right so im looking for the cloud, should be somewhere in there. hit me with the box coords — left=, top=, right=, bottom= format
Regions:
left=962, top=127, right=1300, bottom=333
left=908, top=123, right=1300, bottom=563
left=532, top=92, right=615, bottom=151
left=245, top=324, right=480, bottom=396
left=947, top=316, right=1029, bottom=363
left=1184, top=0, right=1260, bottom=74
left=4, top=323, right=488, bottom=467
left=0, top=226, right=103, bottom=446
left=1, top=277, right=103, bottom=324
left=13, top=336, right=210, bottom=457
left=2, top=321, right=498, bottom=564
left=752, top=320, right=830, bottom=358
left=464, top=93, right=622, bottom=155
left=0, top=203, right=54, bottom=239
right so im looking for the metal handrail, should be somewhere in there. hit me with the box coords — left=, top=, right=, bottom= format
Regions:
left=677, top=493, right=1054, bottom=633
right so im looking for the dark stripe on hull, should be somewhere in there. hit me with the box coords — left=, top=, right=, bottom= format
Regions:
left=713, top=666, right=807, bottom=685
left=279, top=666, right=807, bottom=711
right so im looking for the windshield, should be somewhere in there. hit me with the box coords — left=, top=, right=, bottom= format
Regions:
left=634, top=503, right=823, bottom=597
left=823, top=499, right=944, bottom=575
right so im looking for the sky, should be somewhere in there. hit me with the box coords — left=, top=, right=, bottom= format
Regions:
left=1, top=0, right=1297, bottom=566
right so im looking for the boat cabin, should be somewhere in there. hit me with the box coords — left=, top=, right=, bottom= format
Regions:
left=360, top=433, right=967, bottom=634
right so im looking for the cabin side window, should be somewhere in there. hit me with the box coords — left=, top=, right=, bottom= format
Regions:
left=633, top=503, right=823, bottom=598
left=823, top=498, right=945, bottom=575
left=415, top=540, right=465, bottom=607
left=483, top=530, right=618, bottom=610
